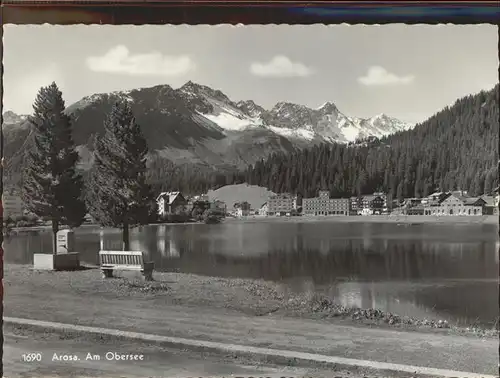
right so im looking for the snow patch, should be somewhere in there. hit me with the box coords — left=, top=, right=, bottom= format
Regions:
left=316, top=102, right=329, bottom=110
left=203, top=112, right=256, bottom=131
left=269, top=125, right=315, bottom=141
left=195, top=93, right=263, bottom=132
left=340, top=125, right=361, bottom=142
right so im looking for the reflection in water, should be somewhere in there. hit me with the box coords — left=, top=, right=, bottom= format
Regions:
left=156, top=225, right=180, bottom=258
left=157, top=226, right=166, bottom=257
left=4, top=222, right=499, bottom=326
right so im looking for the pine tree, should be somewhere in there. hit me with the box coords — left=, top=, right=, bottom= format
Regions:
left=86, top=100, right=153, bottom=250
left=22, top=83, right=86, bottom=254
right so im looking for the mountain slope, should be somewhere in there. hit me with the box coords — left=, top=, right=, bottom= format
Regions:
left=243, top=85, right=499, bottom=199
left=262, top=101, right=413, bottom=144
left=2, top=81, right=413, bottom=187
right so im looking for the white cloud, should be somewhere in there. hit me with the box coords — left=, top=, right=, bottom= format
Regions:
left=250, top=55, right=314, bottom=78
left=86, top=45, right=195, bottom=77
left=358, top=66, right=415, bottom=86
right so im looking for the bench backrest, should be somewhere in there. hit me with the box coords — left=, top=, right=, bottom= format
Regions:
left=99, top=250, right=145, bottom=267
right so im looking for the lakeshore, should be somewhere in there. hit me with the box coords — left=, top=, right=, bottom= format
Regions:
left=5, top=264, right=498, bottom=338
left=4, top=264, right=497, bottom=376
left=225, top=214, right=499, bottom=225
left=8, top=214, right=498, bottom=233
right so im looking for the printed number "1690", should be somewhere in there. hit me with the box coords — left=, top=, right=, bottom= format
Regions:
left=22, top=353, right=42, bottom=362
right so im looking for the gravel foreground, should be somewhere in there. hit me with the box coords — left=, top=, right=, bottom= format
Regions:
left=5, top=264, right=498, bottom=339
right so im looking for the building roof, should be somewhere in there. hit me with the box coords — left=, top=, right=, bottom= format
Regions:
left=269, top=194, right=294, bottom=199
left=425, top=192, right=451, bottom=204
left=156, top=191, right=182, bottom=205
left=443, top=193, right=466, bottom=204
left=463, top=197, right=485, bottom=206
left=362, top=195, right=381, bottom=202
left=427, top=191, right=444, bottom=197
left=481, top=195, right=497, bottom=206
left=450, top=190, right=469, bottom=197
left=441, top=192, right=484, bottom=206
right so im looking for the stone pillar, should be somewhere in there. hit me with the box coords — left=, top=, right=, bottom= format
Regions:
left=56, top=229, right=75, bottom=254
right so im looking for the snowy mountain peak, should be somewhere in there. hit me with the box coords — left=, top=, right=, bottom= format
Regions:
left=266, top=102, right=314, bottom=130
left=316, top=102, right=338, bottom=112
left=179, top=81, right=230, bottom=103
left=372, top=113, right=393, bottom=121
left=235, top=100, right=265, bottom=118
left=59, top=81, right=413, bottom=147
left=317, top=102, right=340, bottom=116
left=369, top=113, right=410, bottom=124
left=2, top=111, right=28, bottom=125
left=272, top=101, right=308, bottom=112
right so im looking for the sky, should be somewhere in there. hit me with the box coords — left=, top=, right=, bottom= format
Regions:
left=3, top=24, right=498, bottom=124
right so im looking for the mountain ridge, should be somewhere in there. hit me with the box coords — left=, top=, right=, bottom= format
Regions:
left=3, top=80, right=413, bottom=185
left=5, top=80, right=413, bottom=141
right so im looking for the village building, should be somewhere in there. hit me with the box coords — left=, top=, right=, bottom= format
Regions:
left=259, top=202, right=268, bottom=216
left=400, top=198, right=425, bottom=215
left=156, top=191, right=187, bottom=217
left=423, top=191, right=484, bottom=216
left=481, top=194, right=499, bottom=215
left=193, top=194, right=210, bottom=202
left=236, top=208, right=250, bottom=217
left=360, top=193, right=387, bottom=215
left=267, top=194, right=297, bottom=216
left=186, top=194, right=209, bottom=210
left=349, top=196, right=360, bottom=215
left=209, top=200, right=227, bottom=215
left=229, top=201, right=251, bottom=217
left=302, top=191, right=349, bottom=216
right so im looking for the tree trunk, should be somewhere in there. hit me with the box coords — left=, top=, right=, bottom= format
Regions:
left=52, top=219, right=59, bottom=255
left=122, top=223, right=130, bottom=251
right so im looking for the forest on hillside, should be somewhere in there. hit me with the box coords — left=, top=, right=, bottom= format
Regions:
left=11, top=86, right=496, bottom=201
left=241, top=85, right=499, bottom=200
left=145, top=156, right=244, bottom=195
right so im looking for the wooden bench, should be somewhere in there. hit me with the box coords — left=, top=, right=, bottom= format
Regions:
left=99, top=250, right=154, bottom=281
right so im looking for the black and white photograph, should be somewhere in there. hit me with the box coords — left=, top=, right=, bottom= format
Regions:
left=1, top=23, right=498, bottom=378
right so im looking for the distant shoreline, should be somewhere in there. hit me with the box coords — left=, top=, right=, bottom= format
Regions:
left=223, top=214, right=498, bottom=225
left=7, top=214, right=497, bottom=233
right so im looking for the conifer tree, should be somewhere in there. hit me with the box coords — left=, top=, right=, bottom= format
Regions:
left=22, top=83, right=87, bottom=254
left=86, top=100, right=153, bottom=250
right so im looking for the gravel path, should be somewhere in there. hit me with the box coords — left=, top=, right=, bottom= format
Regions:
left=8, top=323, right=400, bottom=378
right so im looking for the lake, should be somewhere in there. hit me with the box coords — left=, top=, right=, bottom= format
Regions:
left=4, top=221, right=499, bottom=327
